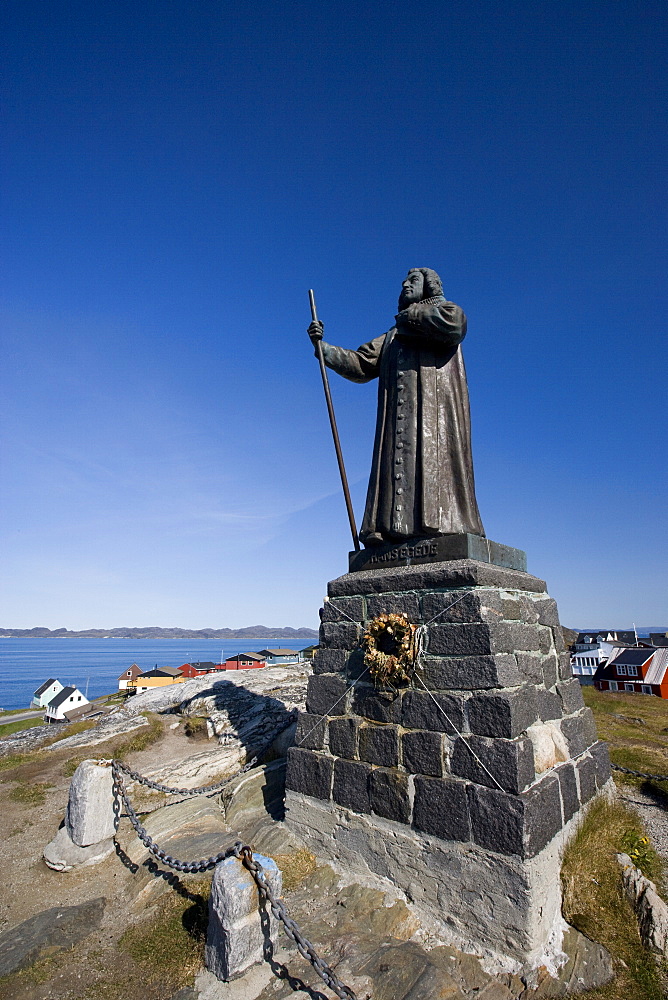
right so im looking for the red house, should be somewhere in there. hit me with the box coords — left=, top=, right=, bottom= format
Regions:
left=178, top=661, right=222, bottom=678
left=224, top=652, right=266, bottom=670
left=594, top=647, right=668, bottom=698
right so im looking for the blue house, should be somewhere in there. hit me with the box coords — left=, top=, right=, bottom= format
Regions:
left=255, top=648, right=302, bottom=665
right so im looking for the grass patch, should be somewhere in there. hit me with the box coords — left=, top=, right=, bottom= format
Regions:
left=9, top=780, right=53, bottom=806
left=184, top=716, right=208, bottom=739
left=0, top=717, right=44, bottom=738
left=118, top=879, right=210, bottom=991
left=273, top=848, right=317, bottom=892
left=42, top=718, right=98, bottom=746
left=113, top=713, right=164, bottom=759
left=562, top=796, right=666, bottom=1000
left=63, top=754, right=88, bottom=777
left=583, top=686, right=668, bottom=801
left=0, top=707, right=37, bottom=717
left=0, top=752, right=31, bottom=772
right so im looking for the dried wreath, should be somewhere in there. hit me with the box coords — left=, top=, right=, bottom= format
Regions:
left=362, top=612, right=416, bottom=687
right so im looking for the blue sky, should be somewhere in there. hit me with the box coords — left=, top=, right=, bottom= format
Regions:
left=1, top=1, right=666, bottom=630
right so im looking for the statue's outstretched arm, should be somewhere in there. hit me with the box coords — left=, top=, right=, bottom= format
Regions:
left=319, top=335, right=385, bottom=384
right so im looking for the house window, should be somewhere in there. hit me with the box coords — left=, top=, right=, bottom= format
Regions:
left=617, top=665, right=627, bottom=676
left=642, top=685, right=652, bottom=695
left=624, top=683, right=635, bottom=692
left=609, top=681, right=618, bottom=691
left=626, top=666, right=638, bottom=677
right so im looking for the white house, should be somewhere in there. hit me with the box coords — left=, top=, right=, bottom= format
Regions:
left=31, top=678, right=64, bottom=709
left=44, top=686, right=89, bottom=722
left=118, top=663, right=143, bottom=690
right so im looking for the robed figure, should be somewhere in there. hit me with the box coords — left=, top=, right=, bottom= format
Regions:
left=309, top=268, right=485, bottom=547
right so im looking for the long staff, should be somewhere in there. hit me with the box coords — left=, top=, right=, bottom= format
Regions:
left=309, top=289, right=360, bottom=552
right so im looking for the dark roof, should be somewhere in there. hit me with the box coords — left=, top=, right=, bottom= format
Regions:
left=47, top=686, right=77, bottom=709
left=649, top=634, right=668, bottom=647
left=226, top=652, right=265, bottom=662
left=256, top=648, right=298, bottom=656
left=34, top=678, right=58, bottom=697
left=609, top=648, right=655, bottom=667
left=190, top=661, right=218, bottom=669
left=136, top=668, right=175, bottom=679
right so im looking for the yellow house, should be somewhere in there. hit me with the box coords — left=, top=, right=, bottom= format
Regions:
left=127, top=667, right=185, bottom=694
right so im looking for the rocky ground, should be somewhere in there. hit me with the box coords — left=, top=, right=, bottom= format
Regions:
left=0, top=669, right=639, bottom=1000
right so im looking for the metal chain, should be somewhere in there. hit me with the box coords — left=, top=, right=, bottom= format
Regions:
left=611, top=763, right=668, bottom=782
left=111, top=761, right=241, bottom=872
left=110, top=768, right=361, bottom=997
left=111, top=712, right=297, bottom=796
left=236, top=845, right=360, bottom=1000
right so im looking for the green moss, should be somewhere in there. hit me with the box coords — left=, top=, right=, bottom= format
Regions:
left=113, top=713, right=163, bottom=759
left=0, top=752, right=31, bottom=772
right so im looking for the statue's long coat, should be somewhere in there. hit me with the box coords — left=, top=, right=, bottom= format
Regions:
left=322, top=295, right=485, bottom=543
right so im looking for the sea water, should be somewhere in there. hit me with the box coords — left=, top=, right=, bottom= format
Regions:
left=0, top=638, right=312, bottom=711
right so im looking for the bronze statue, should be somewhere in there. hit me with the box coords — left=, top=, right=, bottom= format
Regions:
left=308, top=268, right=485, bottom=548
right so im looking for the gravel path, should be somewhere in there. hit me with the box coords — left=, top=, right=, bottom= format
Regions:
left=618, top=784, right=668, bottom=864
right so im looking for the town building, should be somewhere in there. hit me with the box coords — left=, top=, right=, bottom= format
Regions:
left=594, top=646, right=668, bottom=697
left=117, top=663, right=142, bottom=691
left=44, top=686, right=90, bottom=722
left=178, top=661, right=221, bottom=678
left=127, top=667, right=185, bottom=694
left=32, top=678, right=64, bottom=708
left=224, top=652, right=266, bottom=670
left=255, top=648, right=303, bottom=665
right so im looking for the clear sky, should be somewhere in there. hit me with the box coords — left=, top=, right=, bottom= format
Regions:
left=1, top=1, right=666, bottom=631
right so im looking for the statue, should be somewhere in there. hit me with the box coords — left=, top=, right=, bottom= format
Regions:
left=308, top=268, right=485, bottom=548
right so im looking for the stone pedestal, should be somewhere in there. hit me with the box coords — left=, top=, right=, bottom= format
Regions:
left=285, top=558, right=611, bottom=973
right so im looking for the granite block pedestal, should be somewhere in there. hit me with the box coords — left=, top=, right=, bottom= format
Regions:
left=285, top=555, right=612, bottom=974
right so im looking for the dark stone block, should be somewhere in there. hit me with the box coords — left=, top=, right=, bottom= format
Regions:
left=523, top=773, right=563, bottom=857
left=328, top=717, right=360, bottom=760
left=370, top=768, right=410, bottom=824
left=420, top=654, right=521, bottom=691
left=468, top=784, right=524, bottom=856
left=294, top=712, right=327, bottom=751
left=352, top=686, right=402, bottom=724
left=501, top=598, right=522, bottom=620
left=312, top=648, right=348, bottom=675
left=559, top=652, right=573, bottom=680
left=541, top=654, right=559, bottom=690
left=518, top=595, right=540, bottom=624
left=320, top=596, right=365, bottom=624
left=492, top=622, right=543, bottom=654
left=285, top=748, right=333, bottom=801
left=332, top=759, right=371, bottom=813
left=467, top=688, right=538, bottom=739
left=557, top=678, right=585, bottom=715
left=428, top=623, right=493, bottom=656
left=590, top=741, right=612, bottom=789
left=450, top=735, right=535, bottom=793
left=319, top=622, right=361, bottom=650
left=346, top=648, right=367, bottom=680
left=551, top=626, right=566, bottom=653
left=328, top=561, right=547, bottom=598
left=556, top=763, right=579, bottom=823
left=422, top=590, right=486, bottom=625
left=402, top=690, right=465, bottom=736
left=515, top=652, right=544, bottom=684
left=366, top=591, right=420, bottom=622
left=560, top=714, right=588, bottom=757
left=532, top=597, right=560, bottom=627
left=359, top=724, right=400, bottom=767
left=306, top=674, right=351, bottom=717
left=582, top=707, right=598, bottom=747
left=538, top=627, right=554, bottom=655
left=413, top=776, right=470, bottom=841
left=536, top=688, right=562, bottom=722
left=401, top=730, right=445, bottom=777
left=577, top=755, right=598, bottom=804
left=348, top=535, right=528, bottom=574
left=469, top=773, right=563, bottom=858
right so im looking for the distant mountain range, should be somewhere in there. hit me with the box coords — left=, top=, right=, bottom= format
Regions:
left=0, top=625, right=319, bottom=640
